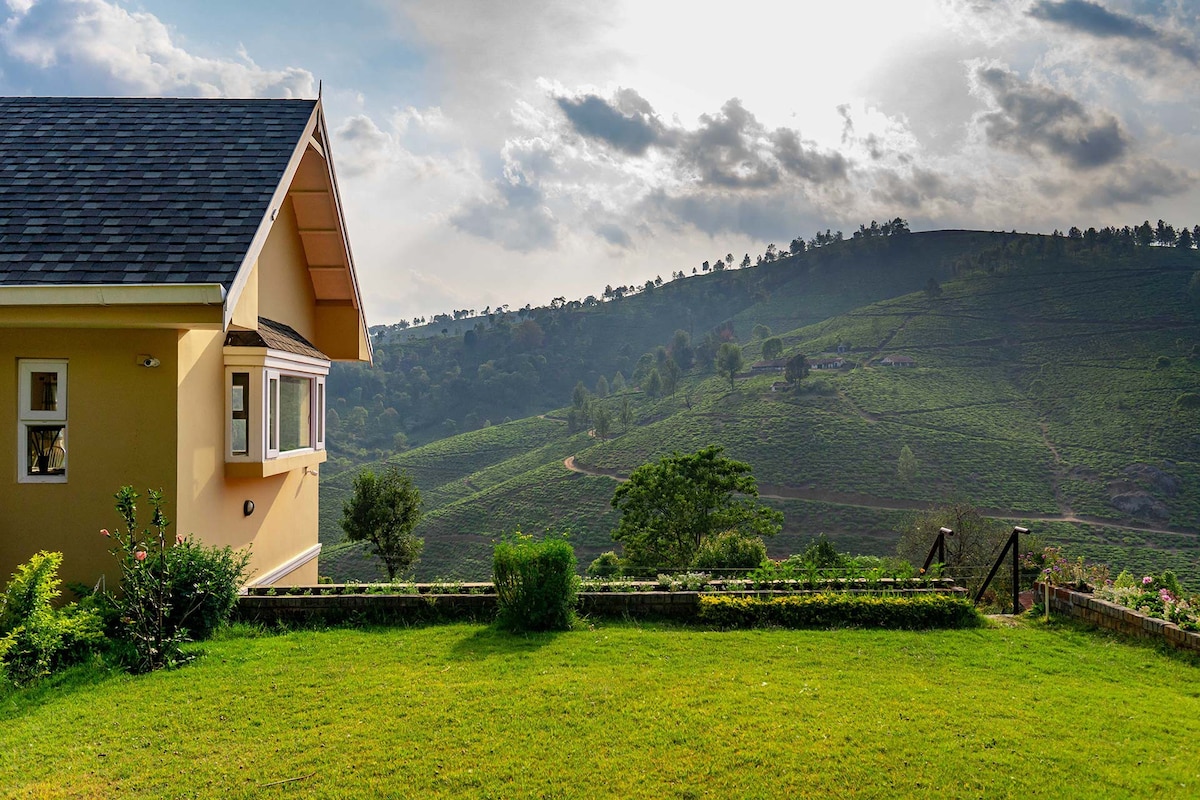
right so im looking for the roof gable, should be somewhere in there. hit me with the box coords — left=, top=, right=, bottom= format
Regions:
left=0, top=97, right=317, bottom=290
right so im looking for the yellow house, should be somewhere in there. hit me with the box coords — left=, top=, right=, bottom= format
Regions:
left=0, top=97, right=371, bottom=589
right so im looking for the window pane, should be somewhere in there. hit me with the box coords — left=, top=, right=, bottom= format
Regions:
left=268, top=377, right=279, bottom=452
left=30, top=372, right=59, bottom=412
left=231, top=372, right=250, bottom=456
left=27, top=425, right=66, bottom=475
left=317, top=382, right=325, bottom=444
left=279, top=376, right=311, bottom=452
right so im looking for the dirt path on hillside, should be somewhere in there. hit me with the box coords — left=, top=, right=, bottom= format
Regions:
left=1039, top=420, right=1074, bottom=519
left=561, top=455, right=1193, bottom=538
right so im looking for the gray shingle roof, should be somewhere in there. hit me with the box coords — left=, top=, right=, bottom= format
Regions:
left=0, top=97, right=317, bottom=289
left=225, top=317, right=329, bottom=361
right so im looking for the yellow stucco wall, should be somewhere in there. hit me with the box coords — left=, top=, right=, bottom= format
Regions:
left=256, top=196, right=317, bottom=342
left=176, top=335, right=321, bottom=588
left=0, top=329, right=178, bottom=589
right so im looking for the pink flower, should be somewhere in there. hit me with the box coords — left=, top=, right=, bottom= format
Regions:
left=100, top=529, right=110, bottom=538
left=1142, top=576, right=1153, bottom=585
left=175, top=533, right=185, bottom=546
left=134, top=550, right=147, bottom=562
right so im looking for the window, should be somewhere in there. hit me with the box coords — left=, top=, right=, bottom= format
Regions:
left=18, top=359, right=67, bottom=482
left=224, top=349, right=327, bottom=472
left=264, top=370, right=322, bottom=458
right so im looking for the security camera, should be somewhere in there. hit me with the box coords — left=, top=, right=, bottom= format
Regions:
left=140, top=356, right=161, bottom=368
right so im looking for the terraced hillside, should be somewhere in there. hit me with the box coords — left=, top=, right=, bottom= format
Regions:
left=319, top=236, right=1200, bottom=585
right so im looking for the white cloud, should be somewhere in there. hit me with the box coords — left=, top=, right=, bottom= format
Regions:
left=1, top=0, right=313, bottom=96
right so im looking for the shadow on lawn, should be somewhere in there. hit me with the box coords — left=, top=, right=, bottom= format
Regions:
left=447, top=625, right=565, bottom=661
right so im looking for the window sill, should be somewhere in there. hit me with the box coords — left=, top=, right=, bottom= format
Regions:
left=18, top=474, right=67, bottom=485
left=225, top=449, right=326, bottom=479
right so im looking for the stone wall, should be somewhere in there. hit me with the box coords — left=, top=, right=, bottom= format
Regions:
left=1035, top=582, right=1200, bottom=654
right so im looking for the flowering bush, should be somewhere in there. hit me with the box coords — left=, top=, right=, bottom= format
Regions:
left=1021, top=545, right=1108, bottom=590
left=106, top=486, right=188, bottom=673
left=1094, top=570, right=1198, bottom=631
left=104, top=487, right=249, bottom=672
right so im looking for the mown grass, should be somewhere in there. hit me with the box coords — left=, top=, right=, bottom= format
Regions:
left=2, top=621, right=1197, bottom=798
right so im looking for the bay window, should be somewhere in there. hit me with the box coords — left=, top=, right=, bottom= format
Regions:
left=224, top=346, right=327, bottom=477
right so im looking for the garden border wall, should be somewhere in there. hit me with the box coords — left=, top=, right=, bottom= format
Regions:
left=1035, top=582, right=1200, bottom=654
left=236, top=585, right=967, bottom=626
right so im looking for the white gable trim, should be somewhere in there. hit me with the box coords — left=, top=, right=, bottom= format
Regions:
left=222, top=102, right=322, bottom=332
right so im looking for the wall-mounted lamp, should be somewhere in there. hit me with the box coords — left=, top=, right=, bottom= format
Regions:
left=138, top=355, right=161, bottom=368
left=304, top=465, right=319, bottom=476
left=243, top=500, right=255, bottom=517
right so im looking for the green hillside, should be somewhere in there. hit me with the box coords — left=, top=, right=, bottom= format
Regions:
left=325, top=228, right=985, bottom=456
left=319, top=233, right=1200, bottom=585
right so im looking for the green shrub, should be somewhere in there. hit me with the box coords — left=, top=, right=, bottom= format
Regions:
left=586, top=551, right=623, bottom=578
left=697, top=593, right=981, bottom=630
left=0, top=551, right=104, bottom=686
left=794, top=534, right=846, bottom=570
left=165, top=535, right=252, bottom=641
left=493, top=533, right=579, bottom=632
left=691, top=531, right=768, bottom=572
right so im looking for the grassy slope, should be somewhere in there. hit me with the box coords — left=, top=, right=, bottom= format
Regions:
left=2, top=622, right=1197, bottom=799
left=320, top=240, right=1200, bottom=583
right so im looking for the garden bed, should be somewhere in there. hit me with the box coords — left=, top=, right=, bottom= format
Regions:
left=1036, top=582, right=1200, bottom=654
left=237, top=581, right=967, bottom=626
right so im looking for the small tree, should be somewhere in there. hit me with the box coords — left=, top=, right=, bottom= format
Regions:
left=895, top=501, right=1010, bottom=595
left=619, top=397, right=634, bottom=432
left=611, top=446, right=782, bottom=570
left=716, top=343, right=744, bottom=392
left=593, top=404, right=612, bottom=439
left=572, top=381, right=589, bottom=409
left=784, top=353, right=808, bottom=385
left=341, top=466, right=424, bottom=581
left=661, top=357, right=682, bottom=396
left=644, top=368, right=663, bottom=398
left=762, top=337, right=783, bottom=361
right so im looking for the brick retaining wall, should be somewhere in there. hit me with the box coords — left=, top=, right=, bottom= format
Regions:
left=1035, top=582, right=1200, bottom=654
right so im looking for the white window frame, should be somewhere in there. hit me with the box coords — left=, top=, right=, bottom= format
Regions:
left=224, top=349, right=328, bottom=467
left=264, top=369, right=323, bottom=459
left=17, top=359, right=68, bottom=484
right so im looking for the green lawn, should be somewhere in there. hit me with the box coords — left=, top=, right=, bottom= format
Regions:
left=2, top=621, right=1197, bottom=798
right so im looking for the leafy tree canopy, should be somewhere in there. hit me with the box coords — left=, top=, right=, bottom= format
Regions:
left=611, top=446, right=782, bottom=570
left=341, top=466, right=424, bottom=581
left=716, top=343, right=744, bottom=391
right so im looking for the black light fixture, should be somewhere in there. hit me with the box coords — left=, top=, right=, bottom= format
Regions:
left=243, top=500, right=255, bottom=517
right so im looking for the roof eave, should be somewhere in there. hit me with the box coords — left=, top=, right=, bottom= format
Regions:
left=0, top=283, right=226, bottom=306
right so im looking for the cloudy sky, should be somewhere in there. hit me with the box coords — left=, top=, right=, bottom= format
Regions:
left=2, top=0, right=1199, bottom=324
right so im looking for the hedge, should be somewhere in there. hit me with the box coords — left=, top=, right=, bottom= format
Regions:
left=697, top=592, right=981, bottom=630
